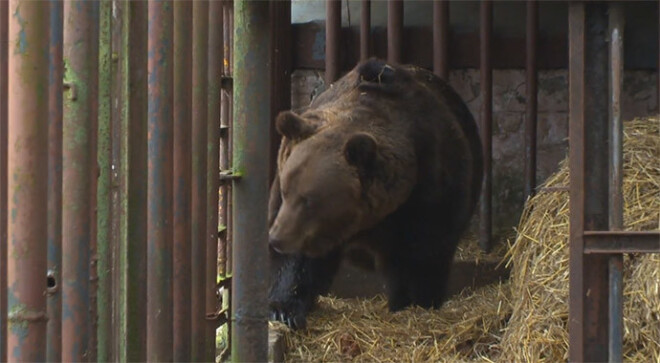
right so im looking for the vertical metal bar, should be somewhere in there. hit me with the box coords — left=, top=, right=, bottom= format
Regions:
left=569, top=3, right=611, bottom=361
left=387, top=0, right=403, bottom=64
left=433, top=0, right=449, bottom=79
left=326, top=0, right=341, bottom=84
left=207, top=1, right=224, bottom=361
left=62, top=1, right=98, bottom=360
left=191, top=1, right=209, bottom=360
left=360, top=0, right=371, bottom=62
left=232, top=0, right=271, bottom=360
left=524, top=0, right=538, bottom=200
left=97, top=1, right=112, bottom=361
left=47, top=0, right=63, bottom=361
left=146, top=0, right=174, bottom=360
left=173, top=0, right=193, bottom=361
left=658, top=0, right=659, bottom=113
left=479, top=0, right=493, bottom=252
left=6, top=0, right=49, bottom=361
left=608, top=4, right=624, bottom=361
left=0, top=0, right=8, bottom=360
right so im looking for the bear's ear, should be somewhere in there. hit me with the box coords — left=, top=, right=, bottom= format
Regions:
left=275, top=111, right=317, bottom=140
left=344, top=133, right=377, bottom=172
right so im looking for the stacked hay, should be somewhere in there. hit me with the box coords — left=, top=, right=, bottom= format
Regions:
left=500, top=116, right=660, bottom=362
left=277, top=116, right=659, bottom=362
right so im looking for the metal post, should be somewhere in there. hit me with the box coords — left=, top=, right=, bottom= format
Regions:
left=569, top=3, right=611, bottom=361
left=387, top=0, right=403, bottom=64
left=607, top=3, right=624, bottom=361
left=360, top=0, right=371, bottom=62
left=173, top=0, right=193, bottom=361
left=232, top=0, right=271, bottom=360
left=191, top=1, right=209, bottom=360
left=524, top=0, right=538, bottom=200
left=97, top=1, right=112, bottom=360
left=6, top=0, right=49, bottom=361
left=0, top=0, right=7, bottom=359
left=326, top=0, right=340, bottom=84
left=47, top=0, right=63, bottom=361
left=479, top=0, right=493, bottom=252
left=146, top=0, right=174, bottom=360
left=206, top=1, right=224, bottom=360
left=433, top=0, right=449, bottom=79
left=62, top=1, right=98, bottom=360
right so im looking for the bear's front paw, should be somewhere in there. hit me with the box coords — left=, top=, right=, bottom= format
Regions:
left=270, top=301, right=308, bottom=330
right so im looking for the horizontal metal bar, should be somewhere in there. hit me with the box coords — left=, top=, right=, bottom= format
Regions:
left=219, top=169, right=241, bottom=182
left=584, top=231, right=660, bottom=254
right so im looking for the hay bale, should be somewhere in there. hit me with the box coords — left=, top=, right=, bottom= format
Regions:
left=500, top=116, right=660, bottom=362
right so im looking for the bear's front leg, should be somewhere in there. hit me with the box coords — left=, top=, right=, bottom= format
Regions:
left=269, top=248, right=342, bottom=330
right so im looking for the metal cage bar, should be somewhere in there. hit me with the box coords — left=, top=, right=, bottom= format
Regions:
left=433, top=0, right=449, bottom=79
left=360, top=0, right=371, bottom=62
left=524, top=0, right=538, bottom=200
left=0, top=0, right=8, bottom=359
left=173, top=0, right=193, bottom=360
left=387, top=0, right=403, bottom=64
left=479, top=0, right=493, bottom=252
left=146, top=1, right=174, bottom=360
left=326, top=0, right=341, bottom=84
left=232, top=0, right=271, bottom=359
left=6, top=1, right=49, bottom=360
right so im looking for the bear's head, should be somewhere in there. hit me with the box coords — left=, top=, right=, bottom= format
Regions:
left=269, top=111, right=378, bottom=257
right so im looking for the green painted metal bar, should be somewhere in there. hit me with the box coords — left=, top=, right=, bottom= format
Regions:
left=146, top=0, right=174, bottom=360
left=111, top=1, right=149, bottom=361
left=173, top=0, right=193, bottom=360
left=47, top=0, right=63, bottom=361
left=206, top=0, right=224, bottom=361
left=6, top=0, right=49, bottom=361
left=191, top=0, right=209, bottom=360
left=97, top=0, right=112, bottom=361
left=0, top=0, right=7, bottom=359
left=232, top=0, right=271, bottom=360
left=62, top=0, right=99, bottom=360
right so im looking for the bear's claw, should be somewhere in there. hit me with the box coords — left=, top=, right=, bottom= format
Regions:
left=270, top=307, right=307, bottom=330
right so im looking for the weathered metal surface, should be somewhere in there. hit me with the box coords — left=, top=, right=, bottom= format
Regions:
left=479, top=0, right=492, bottom=252
left=62, top=1, right=98, bottom=360
left=583, top=231, right=660, bottom=254
left=207, top=1, right=224, bottom=360
left=232, top=0, right=271, bottom=360
left=433, top=0, right=449, bottom=79
left=360, top=0, right=371, bottom=61
left=146, top=0, right=174, bottom=360
left=387, top=0, right=403, bottom=64
left=191, top=1, right=209, bottom=360
left=47, top=1, right=63, bottom=361
left=0, top=0, right=7, bottom=359
left=568, top=3, right=611, bottom=361
left=325, top=0, right=340, bottom=84
left=608, top=5, right=624, bottom=360
left=173, top=0, right=193, bottom=360
left=524, top=0, right=538, bottom=201
left=110, top=1, right=149, bottom=361
left=97, top=1, right=112, bottom=361
left=6, top=1, right=49, bottom=361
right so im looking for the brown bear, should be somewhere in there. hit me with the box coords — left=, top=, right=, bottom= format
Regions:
left=268, top=58, right=483, bottom=329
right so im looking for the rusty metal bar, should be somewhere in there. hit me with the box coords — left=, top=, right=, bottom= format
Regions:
left=360, top=0, right=370, bottom=61
left=569, top=3, right=611, bottom=361
left=47, top=0, right=63, bottom=361
left=62, top=1, right=98, bottom=360
left=524, top=0, right=538, bottom=200
left=433, top=0, right=449, bottom=79
left=607, top=4, right=624, bottom=361
left=584, top=231, right=660, bottom=254
left=173, top=0, right=193, bottom=360
left=146, top=1, right=174, bottom=360
left=191, top=1, right=209, bottom=360
left=479, top=0, right=493, bottom=252
left=232, top=0, right=271, bottom=360
left=0, top=0, right=7, bottom=359
left=326, top=0, right=341, bottom=84
left=387, top=0, right=403, bottom=64
left=206, top=1, right=224, bottom=360
left=6, top=1, right=49, bottom=361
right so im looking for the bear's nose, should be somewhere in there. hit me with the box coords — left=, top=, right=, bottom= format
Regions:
left=269, top=236, right=286, bottom=254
